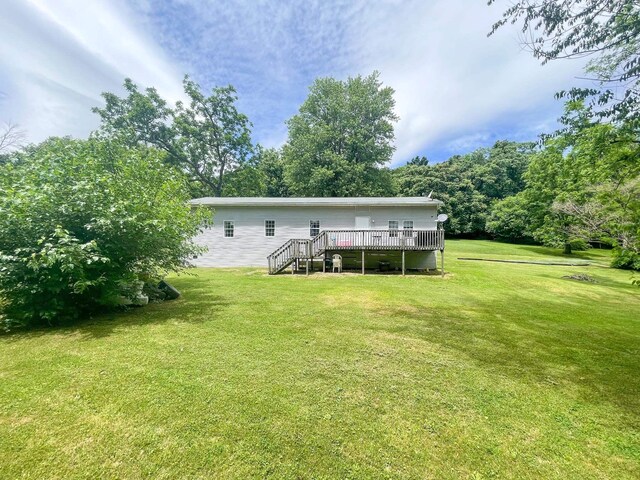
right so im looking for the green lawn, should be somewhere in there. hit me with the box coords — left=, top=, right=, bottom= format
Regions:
left=1, top=240, right=639, bottom=479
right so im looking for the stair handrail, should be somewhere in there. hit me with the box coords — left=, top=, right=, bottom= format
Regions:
left=310, top=230, right=327, bottom=257
left=267, top=237, right=312, bottom=274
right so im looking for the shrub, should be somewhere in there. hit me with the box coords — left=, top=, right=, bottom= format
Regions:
left=610, top=248, right=640, bottom=271
left=486, top=194, right=532, bottom=241
left=567, top=238, right=589, bottom=251
left=0, top=138, right=209, bottom=329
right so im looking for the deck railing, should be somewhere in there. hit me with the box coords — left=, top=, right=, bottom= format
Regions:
left=320, top=229, right=444, bottom=251
left=267, top=229, right=444, bottom=274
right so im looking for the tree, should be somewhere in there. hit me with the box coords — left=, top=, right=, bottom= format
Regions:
left=486, top=193, right=533, bottom=242
left=220, top=146, right=291, bottom=197
left=488, top=104, right=640, bottom=259
left=393, top=141, right=535, bottom=236
left=221, top=160, right=267, bottom=197
left=93, top=76, right=253, bottom=197
left=256, top=147, right=289, bottom=197
left=0, top=122, right=25, bottom=156
left=407, top=155, right=429, bottom=166
left=489, top=1, right=640, bottom=263
left=489, top=0, right=640, bottom=133
left=553, top=179, right=640, bottom=266
left=0, top=138, right=210, bottom=329
left=283, top=72, right=398, bottom=196
left=471, top=140, right=535, bottom=199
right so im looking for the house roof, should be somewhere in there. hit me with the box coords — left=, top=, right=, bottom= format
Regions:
left=189, top=197, right=443, bottom=207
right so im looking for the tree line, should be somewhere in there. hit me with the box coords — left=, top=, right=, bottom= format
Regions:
left=89, top=66, right=638, bottom=268
left=92, top=71, right=397, bottom=198
left=78, top=1, right=640, bottom=266
left=5, top=65, right=639, bottom=273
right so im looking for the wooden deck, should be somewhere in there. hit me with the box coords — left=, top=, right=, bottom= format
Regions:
left=268, top=229, right=445, bottom=275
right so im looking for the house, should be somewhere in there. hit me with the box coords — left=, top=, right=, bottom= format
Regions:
left=189, top=197, right=445, bottom=274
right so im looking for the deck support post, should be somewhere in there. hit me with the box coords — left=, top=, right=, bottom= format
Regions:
left=322, top=253, right=326, bottom=273
left=402, top=250, right=405, bottom=276
left=440, top=249, right=444, bottom=278
left=306, top=259, right=309, bottom=276
left=291, top=260, right=295, bottom=275
left=362, top=250, right=365, bottom=275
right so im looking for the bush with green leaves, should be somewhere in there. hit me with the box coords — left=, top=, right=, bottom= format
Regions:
left=485, top=193, right=533, bottom=242
left=611, top=249, right=640, bottom=271
left=0, top=138, right=209, bottom=329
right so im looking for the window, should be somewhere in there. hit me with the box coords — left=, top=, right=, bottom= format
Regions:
left=403, top=220, right=414, bottom=236
left=265, top=220, right=276, bottom=237
left=310, top=220, right=320, bottom=237
left=389, top=220, right=399, bottom=237
left=223, top=221, right=234, bottom=238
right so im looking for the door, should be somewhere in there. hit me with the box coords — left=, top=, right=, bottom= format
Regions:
left=355, top=216, right=371, bottom=229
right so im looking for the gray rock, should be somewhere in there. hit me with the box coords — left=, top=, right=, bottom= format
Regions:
left=159, top=280, right=181, bottom=300
left=132, top=294, right=149, bottom=306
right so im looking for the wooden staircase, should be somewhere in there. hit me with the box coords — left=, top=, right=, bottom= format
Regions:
left=267, top=232, right=330, bottom=274
left=266, top=238, right=317, bottom=275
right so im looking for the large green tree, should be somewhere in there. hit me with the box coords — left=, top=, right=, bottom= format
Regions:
left=221, top=146, right=290, bottom=197
left=490, top=2, right=640, bottom=265
left=489, top=0, right=640, bottom=133
left=255, top=147, right=290, bottom=197
left=93, top=76, right=253, bottom=197
left=0, top=138, right=209, bottom=328
left=283, top=72, right=398, bottom=196
left=553, top=179, right=640, bottom=267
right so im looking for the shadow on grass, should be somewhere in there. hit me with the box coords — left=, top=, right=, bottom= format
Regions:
left=1, top=277, right=231, bottom=341
left=366, top=290, right=640, bottom=422
left=517, top=245, right=610, bottom=261
left=290, top=269, right=445, bottom=277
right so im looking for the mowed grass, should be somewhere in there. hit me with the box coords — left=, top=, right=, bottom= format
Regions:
left=1, top=240, right=639, bottom=479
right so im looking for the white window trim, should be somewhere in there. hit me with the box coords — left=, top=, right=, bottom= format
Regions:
left=310, top=220, right=320, bottom=237
left=264, top=219, right=276, bottom=237
left=223, top=220, right=235, bottom=238
left=403, top=220, right=414, bottom=236
left=389, top=220, right=399, bottom=237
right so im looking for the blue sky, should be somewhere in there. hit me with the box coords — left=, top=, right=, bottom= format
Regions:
left=0, top=0, right=586, bottom=165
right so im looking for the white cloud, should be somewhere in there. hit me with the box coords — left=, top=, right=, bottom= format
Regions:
left=0, top=0, right=183, bottom=145
left=346, top=0, right=586, bottom=164
left=126, top=0, right=366, bottom=150
left=0, top=0, right=587, bottom=165
left=444, top=133, right=494, bottom=154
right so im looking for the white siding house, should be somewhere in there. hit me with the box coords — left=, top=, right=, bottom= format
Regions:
left=189, top=197, right=444, bottom=273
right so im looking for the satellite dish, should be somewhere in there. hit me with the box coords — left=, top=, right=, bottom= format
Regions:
left=437, top=214, right=448, bottom=223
